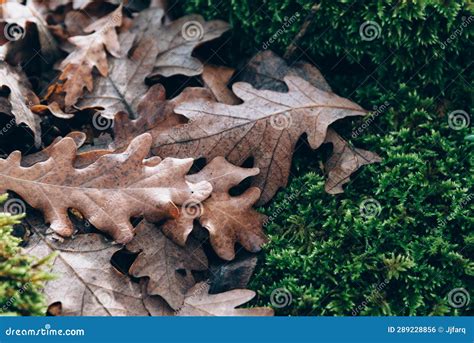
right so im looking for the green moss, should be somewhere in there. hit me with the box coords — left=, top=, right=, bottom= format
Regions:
left=179, top=0, right=473, bottom=315
left=0, top=194, right=53, bottom=316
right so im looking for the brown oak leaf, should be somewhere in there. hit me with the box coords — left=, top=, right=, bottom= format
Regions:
left=72, top=7, right=165, bottom=118
left=237, top=51, right=381, bottom=194
left=323, top=128, right=381, bottom=194
left=47, top=5, right=123, bottom=108
left=111, top=84, right=214, bottom=150
left=126, top=220, right=208, bottom=310
left=201, top=64, right=240, bottom=105
left=163, top=156, right=267, bottom=260
left=236, top=50, right=332, bottom=93
left=0, top=133, right=213, bottom=243
left=152, top=75, right=368, bottom=205
left=176, top=282, right=273, bottom=316
left=21, top=131, right=112, bottom=168
left=25, top=227, right=172, bottom=316
left=0, top=61, right=41, bottom=147
left=150, top=15, right=229, bottom=78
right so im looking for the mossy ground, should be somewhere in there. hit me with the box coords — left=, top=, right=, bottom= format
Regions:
left=0, top=195, right=53, bottom=316
left=177, top=0, right=474, bottom=315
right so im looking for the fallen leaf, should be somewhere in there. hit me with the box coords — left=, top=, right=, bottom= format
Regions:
left=25, top=228, right=172, bottom=316
left=21, top=131, right=86, bottom=166
left=0, top=61, right=42, bottom=147
left=47, top=5, right=123, bottom=108
left=152, top=75, right=368, bottom=204
left=0, top=133, right=213, bottom=243
left=163, top=156, right=267, bottom=260
left=323, top=128, right=381, bottom=194
left=111, top=84, right=214, bottom=150
left=73, top=8, right=228, bottom=119
left=72, top=7, right=165, bottom=118
left=236, top=50, right=332, bottom=93
left=21, top=131, right=112, bottom=168
left=201, top=64, right=240, bottom=105
left=209, top=252, right=258, bottom=293
left=150, top=15, right=229, bottom=78
left=236, top=50, right=381, bottom=195
left=126, top=220, right=208, bottom=310
left=176, top=282, right=273, bottom=316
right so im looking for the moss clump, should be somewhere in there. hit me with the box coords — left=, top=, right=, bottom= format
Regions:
left=179, top=0, right=473, bottom=315
left=0, top=194, right=53, bottom=316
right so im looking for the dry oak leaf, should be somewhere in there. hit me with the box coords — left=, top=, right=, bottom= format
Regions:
left=73, top=7, right=165, bottom=119
left=152, top=75, right=368, bottom=205
left=21, top=131, right=112, bottom=168
left=323, top=128, right=381, bottom=194
left=150, top=14, right=229, bottom=78
left=75, top=8, right=229, bottom=118
left=126, top=220, right=208, bottom=310
left=201, top=64, right=240, bottom=105
left=0, top=61, right=42, bottom=147
left=111, top=84, right=214, bottom=151
left=237, top=50, right=332, bottom=93
left=177, top=282, right=273, bottom=316
left=48, top=5, right=123, bottom=109
left=25, top=229, right=172, bottom=316
left=0, top=133, right=213, bottom=243
left=237, top=50, right=381, bottom=194
left=163, top=156, right=267, bottom=261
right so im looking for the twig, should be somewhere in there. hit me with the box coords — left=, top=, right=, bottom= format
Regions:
left=283, top=2, right=321, bottom=60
